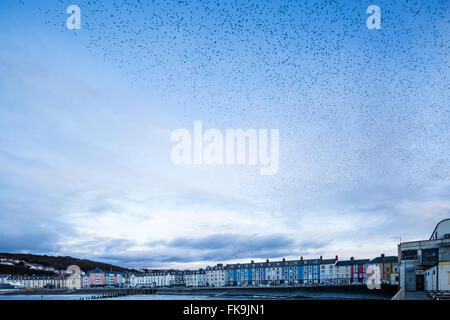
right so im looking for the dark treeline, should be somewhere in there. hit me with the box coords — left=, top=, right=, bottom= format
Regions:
left=0, top=264, right=56, bottom=276
left=0, top=253, right=136, bottom=274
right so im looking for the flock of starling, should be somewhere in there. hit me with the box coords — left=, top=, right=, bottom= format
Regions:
left=13, top=1, right=449, bottom=196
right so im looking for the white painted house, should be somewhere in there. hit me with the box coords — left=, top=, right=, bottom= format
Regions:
left=205, top=264, right=226, bottom=287
left=320, top=257, right=337, bottom=284
left=185, top=269, right=206, bottom=287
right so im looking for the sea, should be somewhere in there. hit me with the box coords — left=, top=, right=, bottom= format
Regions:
left=0, top=290, right=389, bottom=300
left=0, top=293, right=292, bottom=300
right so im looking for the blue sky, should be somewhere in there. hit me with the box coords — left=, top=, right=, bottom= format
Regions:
left=0, top=0, right=449, bottom=269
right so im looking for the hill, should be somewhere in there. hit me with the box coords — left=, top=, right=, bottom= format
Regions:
left=0, top=253, right=136, bottom=274
left=0, top=264, right=56, bottom=276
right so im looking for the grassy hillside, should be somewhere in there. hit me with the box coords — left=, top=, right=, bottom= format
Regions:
left=0, top=264, right=56, bottom=276
left=0, top=253, right=136, bottom=274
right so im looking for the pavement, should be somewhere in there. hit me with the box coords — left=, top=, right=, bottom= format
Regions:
left=404, top=290, right=432, bottom=300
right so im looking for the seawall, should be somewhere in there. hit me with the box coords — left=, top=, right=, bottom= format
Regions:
left=0, top=284, right=398, bottom=300
left=155, top=284, right=397, bottom=300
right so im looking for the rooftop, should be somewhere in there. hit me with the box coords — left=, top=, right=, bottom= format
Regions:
left=369, top=255, right=398, bottom=264
left=336, top=259, right=370, bottom=266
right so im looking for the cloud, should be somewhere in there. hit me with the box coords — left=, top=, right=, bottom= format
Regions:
left=298, top=240, right=329, bottom=250
left=0, top=231, right=59, bottom=253
left=0, top=199, right=76, bottom=255
left=88, top=203, right=122, bottom=214
left=0, top=0, right=448, bottom=270
left=168, top=233, right=294, bottom=251
left=71, top=238, right=139, bottom=253
left=90, top=233, right=330, bottom=268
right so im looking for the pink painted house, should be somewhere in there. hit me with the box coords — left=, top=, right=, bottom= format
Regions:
left=88, top=268, right=105, bottom=287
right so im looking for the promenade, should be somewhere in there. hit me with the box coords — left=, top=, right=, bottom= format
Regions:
left=404, top=291, right=432, bottom=300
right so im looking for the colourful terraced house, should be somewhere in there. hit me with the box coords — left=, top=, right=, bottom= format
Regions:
left=87, top=268, right=126, bottom=287
left=369, top=254, right=399, bottom=285
left=225, top=257, right=322, bottom=286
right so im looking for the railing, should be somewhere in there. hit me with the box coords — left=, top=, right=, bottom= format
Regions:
left=426, top=290, right=450, bottom=300
left=418, top=255, right=438, bottom=266
left=439, top=253, right=450, bottom=262
left=417, top=252, right=450, bottom=265
left=391, top=287, right=405, bottom=300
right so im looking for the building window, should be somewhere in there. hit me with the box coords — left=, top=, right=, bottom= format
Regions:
left=401, top=250, right=418, bottom=260
left=422, top=249, right=438, bottom=264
